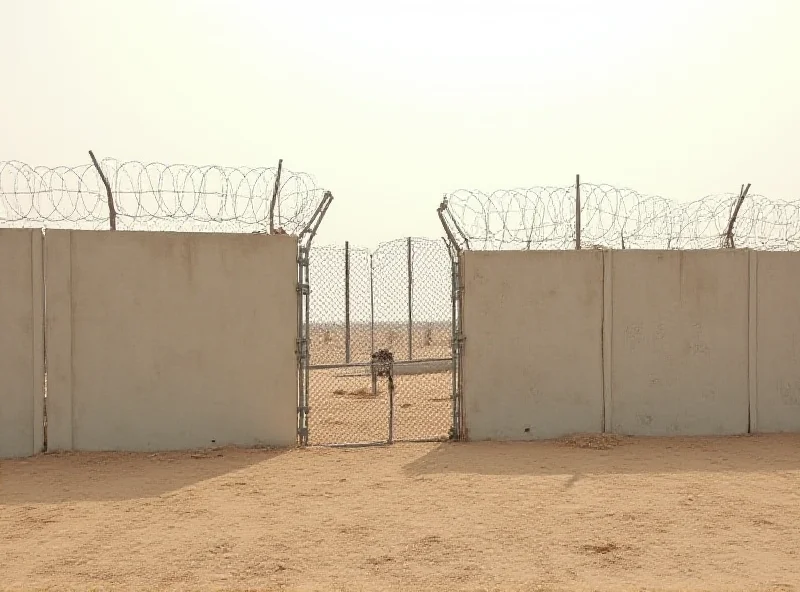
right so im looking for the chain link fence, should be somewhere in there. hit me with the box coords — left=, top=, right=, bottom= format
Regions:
left=306, top=238, right=454, bottom=445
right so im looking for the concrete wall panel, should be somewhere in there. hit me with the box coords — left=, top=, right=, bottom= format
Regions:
left=754, top=252, right=800, bottom=432
left=609, top=250, right=749, bottom=435
left=46, top=230, right=297, bottom=451
left=0, top=229, right=44, bottom=458
left=461, top=250, right=604, bottom=440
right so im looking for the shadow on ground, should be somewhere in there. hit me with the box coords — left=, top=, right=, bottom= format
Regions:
left=0, top=446, right=288, bottom=504
left=402, top=434, right=800, bottom=477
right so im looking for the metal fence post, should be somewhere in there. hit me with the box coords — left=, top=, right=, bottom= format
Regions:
left=88, top=150, right=116, bottom=231
left=723, top=183, right=752, bottom=248
left=388, top=373, right=395, bottom=444
left=295, top=190, right=334, bottom=446
left=268, top=158, right=283, bottom=234
left=370, top=253, right=376, bottom=395
left=407, top=236, right=413, bottom=360
left=456, top=254, right=465, bottom=439
left=445, top=238, right=459, bottom=440
left=296, top=245, right=310, bottom=445
left=344, top=241, right=351, bottom=364
left=575, top=173, right=581, bottom=250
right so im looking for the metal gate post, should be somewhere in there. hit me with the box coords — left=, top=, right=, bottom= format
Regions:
left=296, top=244, right=310, bottom=445
left=345, top=241, right=351, bottom=364
left=447, top=242, right=458, bottom=439
left=370, top=253, right=377, bottom=395
left=454, top=253, right=465, bottom=440
left=444, top=238, right=464, bottom=440
left=407, top=237, right=413, bottom=360
left=438, top=196, right=467, bottom=441
left=296, top=191, right=334, bottom=446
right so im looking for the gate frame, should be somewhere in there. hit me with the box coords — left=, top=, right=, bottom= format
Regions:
left=443, top=237, right=464, bottom=441
left=438, top=196, right=469, bottom=441
left=296, top=191, right=334, bottom=445
left=304, top=236, right=460, bottom=446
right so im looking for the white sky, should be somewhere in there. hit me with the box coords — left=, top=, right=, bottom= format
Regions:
left=2, top=0, right=798, bottom=247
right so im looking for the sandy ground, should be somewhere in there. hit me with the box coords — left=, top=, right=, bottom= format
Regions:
left=309, top=324, right=452, bottom=366
left=3, top=435, right=800, bottom=591
left=308, top=370, right=452, bottom=444
left=308, top=325, right=454, bottom=445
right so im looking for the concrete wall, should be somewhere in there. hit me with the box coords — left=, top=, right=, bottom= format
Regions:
left=754, top=252, right=800, bottom=432
left=46, top=230, right=298, bottom=452
left=461, top=251, right=604, bottom=440
left=459, top=248, right=791, bottom=440
left=0, top=229, right=44, bottom=458
left=609, top=250, right=750, bottom=435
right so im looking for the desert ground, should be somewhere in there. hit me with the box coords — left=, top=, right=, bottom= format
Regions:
left=309, top=323, right=452, bottom=367
left=308, top=324, right=454, bottom=444
left=3, top=434, right=800, bottom=591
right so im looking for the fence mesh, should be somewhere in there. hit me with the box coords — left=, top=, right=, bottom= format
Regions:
left=307, top=238, right=453, bottom=445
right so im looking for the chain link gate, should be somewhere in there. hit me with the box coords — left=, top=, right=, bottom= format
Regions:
left=303, top=237, right=457, bottom=446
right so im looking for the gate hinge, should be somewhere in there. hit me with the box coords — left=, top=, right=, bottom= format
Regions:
left=297, top=248, right=310, bottom=266
left=296, top=338, right=309, bottom=357
left=297, top=405, right=309, bottom=413
left=297, top=283, right=310, bottom=295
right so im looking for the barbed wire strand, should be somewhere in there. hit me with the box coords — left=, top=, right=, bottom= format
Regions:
left=443, top=184, right=800, bottom=251
left=0, top=158, right=328, bottom=235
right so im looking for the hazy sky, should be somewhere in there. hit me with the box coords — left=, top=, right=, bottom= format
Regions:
left=2, top=0, right=798, bottom=247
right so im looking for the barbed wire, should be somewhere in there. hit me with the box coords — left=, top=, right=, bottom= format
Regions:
left=444, top=184, right=800, bottom=250
left=0, top=158, right=327, bottom=234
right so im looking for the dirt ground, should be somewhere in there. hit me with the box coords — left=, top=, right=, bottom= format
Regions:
left=3, top=435, right=800, bottom=592
left=308, top=369, right=452, bottom=444
left=309, top=324, right=451, bottom=367
left=308, top=324, right=454, bottom=445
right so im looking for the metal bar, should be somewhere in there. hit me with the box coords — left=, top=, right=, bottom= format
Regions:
left=437, top=196, right=470, bottom=251
left=316, top=440, right=390, bottom=449
left=575, top=174, right=581, bottom=250
left=294, top=189, right=333, bottom=446
left=268, top=158, right=283, bottom=234
left=298, top=191, right=333, bottom=246
left=305, top=192, right=333, bottom=244
left=296, top=195, right=332, bottom=445
left=446, top=208, right=470, bottom=250
left=88, top=150, right=116, bottom=231
left=449, top=243, right=458, bottom=439
left=303, top=248, right=311, bottom=444
left=437, top=199, right=459, bottom=249
left=724, top=183, right=751, bottom=248
left=309, top=357, right=453, bottom=371
left=407, top=237, right=413, bottom=361
left=296, top=246, right=306, bottom=444
left=370, top=253, right=376, bottom=395
left=394, top=437, right=451, bottom=444
left=388, top=375, right=395, bottom=444
left=456, top=256, right=465, bottom=439
left=344, top=241, right=351, bottom=364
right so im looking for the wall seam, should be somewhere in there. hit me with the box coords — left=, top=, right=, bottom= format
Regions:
left=69, top=232, right=75, bottom=450
left=30, top=231, right=36, bottom=454
left=748, top=250, right=758, bottom=433
left=602, top=250, right=614, bottom=433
